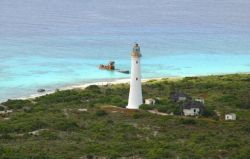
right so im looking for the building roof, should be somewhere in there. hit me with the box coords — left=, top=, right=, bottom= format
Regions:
left=182, top=101, right=204, bottom=109
left=195, top=98, right=204, bottom=100
left=170, top=92, right=192, bottom=100
left=225, top=113, right=236, bottom=116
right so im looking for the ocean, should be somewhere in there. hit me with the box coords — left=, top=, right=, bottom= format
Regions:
left=0, top=0, right=250, bottom=102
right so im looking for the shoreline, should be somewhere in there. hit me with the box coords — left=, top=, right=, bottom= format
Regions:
left=15, top=76, right=181, bottom=101
left=4, top=72, right=249, bottom=102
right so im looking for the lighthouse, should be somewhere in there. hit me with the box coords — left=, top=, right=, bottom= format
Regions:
left=127, top=43, right=143, bottom=109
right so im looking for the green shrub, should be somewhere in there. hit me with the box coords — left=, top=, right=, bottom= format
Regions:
left=132, top=112, right=140, bottom=119
left=179, top=118, right=197, bottom=125
left=173, top=106, right=182, bottom=115
left=2, top=100, right=33, bottom=110
left=203, top=106, right=216, bottom=117
left=157, top=99, right=170, bottom=105
left=86, top=155, right=94, bottom=159
left=0, top=123, right=11, bottom=133
left=157, top=105, right=169, bottom=113
left=0, top=133, right=13, bottom=140
left=154, top=100, right=181, bottom=115
left=85, top=85, right=101, bottom=93
left=30, top=120, right=48, bottom=131
left=156, top=103, right=180, bottom=114
left=110, top=96, right=122, bottom=104
left=242, top=124, right=250, bottom=133
left=109, top=96, right=127, bottom=107
left=95, top=110, right=107, bottom=116
left=54, top=120, right=78, bottom=131
left=0, top=106, right=4, bottom=111
left=140, top=104, right=154, bottom=110
left=39, top=131, right=59, bottom=140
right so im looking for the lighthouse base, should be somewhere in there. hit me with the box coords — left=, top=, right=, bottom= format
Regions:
left=126, top=105, right=140, bottom=109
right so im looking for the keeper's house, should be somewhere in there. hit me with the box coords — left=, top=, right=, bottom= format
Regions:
left=182, top=101, right=204, bottom=116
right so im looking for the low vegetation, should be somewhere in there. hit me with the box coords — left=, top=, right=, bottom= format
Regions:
left=0, top=74, right=250, bottom=158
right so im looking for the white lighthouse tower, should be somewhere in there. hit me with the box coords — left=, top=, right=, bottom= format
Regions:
left=127, top=43, right=143, bottom=109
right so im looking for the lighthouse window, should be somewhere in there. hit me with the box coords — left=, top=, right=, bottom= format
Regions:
left=136, top=77, right=138, bottom=80
left=136, top=61, right=138, bottom=64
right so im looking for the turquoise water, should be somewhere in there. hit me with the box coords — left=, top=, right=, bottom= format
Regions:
left=1, top=0, right=250, bottom=102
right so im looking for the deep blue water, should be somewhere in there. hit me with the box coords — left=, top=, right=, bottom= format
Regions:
left=1, top=0, right=250, bottom=102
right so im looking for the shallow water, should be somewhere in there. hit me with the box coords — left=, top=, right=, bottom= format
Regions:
left=0, top=0, right=250, bottom=102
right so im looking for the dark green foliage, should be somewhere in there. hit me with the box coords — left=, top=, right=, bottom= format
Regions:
left=95, top=110, right=107, bottom=116
left=0, top=117, right=48, bottom=133
left=203, top=106, right=215, bottom=117
left=242, top=124, right=250, bottom=133
left=97, top=95, right=127, bottom=107
left=85, top=85, right=101, bottom=93
left=132, top=112, right=141, bottom=119
left=0, top=123, right=11, bottom=133
left=154, top=101, right=181, bottom=115
left=0, top=106, right=4, bottom=111
left=2, top=99, right=33, bottom=110
left=179, top=118, right=197, bottom=125
left=0, top=134, right=13, bottom=140
left=39, top=131, right=59, bottom=140
left=110, top=96, right=127, bottom=107
left=139, top=104, right=154, bottom=110
left=156, top=105, right=169, bottom=113
left=53, top=119, right=78, bottom=131
left=35, top=90, right=83, bottom=104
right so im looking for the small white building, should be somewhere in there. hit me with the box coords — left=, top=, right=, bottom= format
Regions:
left=195, top=98, right=205, bottom=104
left=182, top=101, right=204, bottom=116
left=225, top=113, right=236, bottom=120
left=183, top=108, right=201, bottom=116
left=145, top=98, right=156, bottom=105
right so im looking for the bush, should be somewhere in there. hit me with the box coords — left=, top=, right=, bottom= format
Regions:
left=95, top=110, right=107, bottom=116
left=35, top=90, right=82, bottom=104
left=155, top=103, right=181, bottom=115
left=173, top=106, right=182, bottom=115
left=2, top=100, right=33, bottom=110
left=140, top=104, right=154, bottom=110
left=0, top=133, right=13, bottom=140
left=132, top=112, right=140, bottom=119
left=0, top=106, right=4, bottom=111
left=30, top=120, right=48, bottom=131
left=242, top=124, right=250, bottom=133
left=154, top=101, right=181, bottom=115
left=0, top=123, right=11, bottom=133
left=85, top=85, right=101, bottom=94
left=110, top=96, right=127, bottom=107
left=179, top=118, right=197, bottom=125
left=203, top=106, right=216, bottom=117
left=157, top=99, right=170, bottom=105
left=54, top=120, right=78, bottom=131
left=39, top=131, right=59, bottom=140
left=157, top=105, right=169, bottom=113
